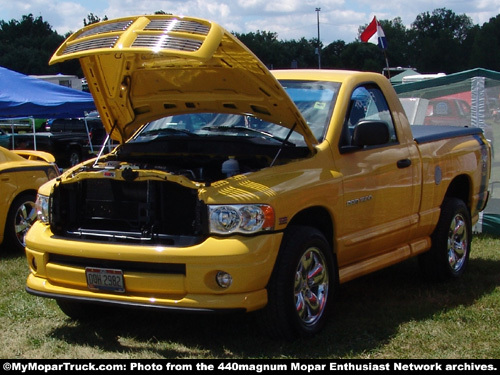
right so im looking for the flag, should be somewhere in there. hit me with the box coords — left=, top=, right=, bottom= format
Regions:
left=360, top=16, right=388, bottom=49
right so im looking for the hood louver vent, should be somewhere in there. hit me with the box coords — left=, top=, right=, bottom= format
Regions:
left=62, top=36, right=120, bottom=55
left=145, top=19, right=210, bottom=35
left=59, top=17, right=210, bottom=56
left=132, top=35, right=203, bottom=51
left=75, top=20, right=134, bottom=39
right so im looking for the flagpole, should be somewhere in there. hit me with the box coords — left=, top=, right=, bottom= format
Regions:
left=384, top=50, right=390, bottom=79
left=316, top=8, right=321, bottom=69
left=361, top=16, right=391, bottom=79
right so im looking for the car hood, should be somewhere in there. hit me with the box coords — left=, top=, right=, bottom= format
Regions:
left=49, top=15, right=318, bottom=150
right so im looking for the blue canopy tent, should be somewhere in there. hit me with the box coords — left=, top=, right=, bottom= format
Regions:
left=0, top=66, right=95, bottom=119
left=0, top=66, right=97, bottom=152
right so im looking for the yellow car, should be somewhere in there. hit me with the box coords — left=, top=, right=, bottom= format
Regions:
left=0, top=147, right=59, bottom=252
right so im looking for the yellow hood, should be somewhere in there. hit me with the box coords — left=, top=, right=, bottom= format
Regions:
left=50, top=14, right=318, bottom=149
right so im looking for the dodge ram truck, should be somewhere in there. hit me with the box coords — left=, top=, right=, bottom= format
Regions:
left=25, top=15, right=491, bottom=339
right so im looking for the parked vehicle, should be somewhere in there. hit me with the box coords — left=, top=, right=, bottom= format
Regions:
left=424, top=98, right=471, bottom=126
left=0, top=129, right=10, bottom=148
left=25, top=15, right=491, bottom=339
left=424, top=98, right=494, bottom=154
left=8, top=115, right=108, bottom=167
left=0, top=147, right=59, bottom=253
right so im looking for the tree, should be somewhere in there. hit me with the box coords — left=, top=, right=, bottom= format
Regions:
left=0, top=8, right=496, bottom=77
left=283, top=37, right=318, bottom=68
left=321, top=40, right=346, bottom=68
left=378, top=17, right=411, bottom=69
left=84, top=13, right=108, bottom=27
left=354, top=17, right=412, bottom=73
left=0, top=14, right=66, bottom=75
left=469, top=15, right=500, bottom=70
left=340, top=42, right=385, bottom=71
left=234, top=31, right=285, bottom=68
left=407, top=8, right=474, bottom=73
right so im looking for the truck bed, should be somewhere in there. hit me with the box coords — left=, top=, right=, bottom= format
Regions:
left=411, top=125, right=484, bottom=144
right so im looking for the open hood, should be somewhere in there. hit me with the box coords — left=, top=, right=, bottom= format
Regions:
left=50, top=15, right=318, bottom=149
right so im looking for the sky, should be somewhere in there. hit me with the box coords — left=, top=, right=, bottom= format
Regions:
left=0, top=0, right=499, bottom=45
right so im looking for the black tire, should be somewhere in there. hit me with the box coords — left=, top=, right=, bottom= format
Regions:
left=419, top=197, right=472, bottom=281
left=56, top=299, right=89, bottom=320
left=56, top=299, right=113, bottom=321
left=5, top=193, right=37, bottom=253
left=68, top=149, right=81, bottom=167
left=259, top=225, right=337, bottom=339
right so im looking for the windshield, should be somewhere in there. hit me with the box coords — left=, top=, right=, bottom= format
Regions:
left=130, top=80, right=339, bottom=146
left=280, top=80, right=339, bottom=141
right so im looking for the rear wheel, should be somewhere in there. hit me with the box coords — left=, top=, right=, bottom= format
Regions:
left=5, top=193, right=37, bottom=253
left=260, top=226, right=336, bottom=339
left=419, top=197, right=472, bottom=281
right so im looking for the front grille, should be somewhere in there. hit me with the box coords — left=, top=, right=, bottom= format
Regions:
left=49, top=253, right=186, bottom=275
left=50, top=178, right=206, bottom=245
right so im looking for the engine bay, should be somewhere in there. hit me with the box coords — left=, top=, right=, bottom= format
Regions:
left=50, top=135, right=311, bottom=245
left=92, top=135, right=311, bottom=184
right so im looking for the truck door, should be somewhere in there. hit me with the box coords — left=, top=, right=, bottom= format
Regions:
left=335, top=84, right=418, bottom=268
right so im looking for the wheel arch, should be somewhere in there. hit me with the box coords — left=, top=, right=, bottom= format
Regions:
left=14, top=188, right=39, bottom=201
left=445, top=174, right=471, bottom=211
left=286, top=206, right=335, bottom=253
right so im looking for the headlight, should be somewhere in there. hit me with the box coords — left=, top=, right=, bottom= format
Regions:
left=209, top=204, right=275, bottom=234
left=35, top=194, right=50, bottom=223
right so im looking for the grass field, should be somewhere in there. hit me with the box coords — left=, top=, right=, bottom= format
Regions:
left=0, top=234, right=499, bottom=359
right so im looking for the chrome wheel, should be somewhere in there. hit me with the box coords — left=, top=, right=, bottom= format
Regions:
left=447, top=213, right=469, bottom=273
left=294, top=247, right=329, bottom=326
left=261, top=226, right=336, bottom=339
left=14, top=200, right=37, bottom=247
left=419, top=197, right=472, bottom=281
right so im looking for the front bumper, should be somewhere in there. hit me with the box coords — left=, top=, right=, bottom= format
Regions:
left=25, top=222, right=283, bottom=312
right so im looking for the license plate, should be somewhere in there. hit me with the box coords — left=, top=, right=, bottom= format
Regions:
left=85, top=267, right=125, bottom=293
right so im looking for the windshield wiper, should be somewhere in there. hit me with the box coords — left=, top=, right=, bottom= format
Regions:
left=202, top=125, right=295, bottom=146
left=139, top=128, right=198, bottom=137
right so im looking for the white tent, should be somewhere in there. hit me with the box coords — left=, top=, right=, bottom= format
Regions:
left=395, top=68, right=500, bottom=236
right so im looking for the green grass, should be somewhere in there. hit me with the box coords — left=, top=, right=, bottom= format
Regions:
left=1, top=235, right=499, bottom=359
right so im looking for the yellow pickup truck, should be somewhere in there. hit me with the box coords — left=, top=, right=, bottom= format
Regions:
left=25, top=15, right=491, bottom=339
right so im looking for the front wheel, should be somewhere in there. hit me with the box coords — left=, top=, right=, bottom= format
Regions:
left=260, top=226, right=337, bottom=339
left=56, top=299, right=114, bottom=321
left=68, top=149, right=82, bottom=167
left=56, top=299, right=89, bottom=320
left=5, top=193, right=37, bottom=253
left=419, top=197, right=472, bottom=281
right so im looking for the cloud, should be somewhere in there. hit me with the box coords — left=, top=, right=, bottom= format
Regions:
left=0, top=0, right=499, bottom=44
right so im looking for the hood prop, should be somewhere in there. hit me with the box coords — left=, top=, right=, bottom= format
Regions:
left=93, top=121, right=119, bottom=167
left=270, top=123, right=297, bottom=167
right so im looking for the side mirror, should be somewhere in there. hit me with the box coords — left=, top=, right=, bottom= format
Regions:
left=352, top=120, right=390, bottom=147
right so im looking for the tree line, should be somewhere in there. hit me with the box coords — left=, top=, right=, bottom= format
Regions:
left=1, top=8, right=499, bottom=77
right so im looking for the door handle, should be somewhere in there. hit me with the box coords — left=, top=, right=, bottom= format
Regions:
left=397, top=159, right=412, bottom=168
